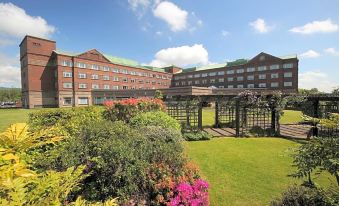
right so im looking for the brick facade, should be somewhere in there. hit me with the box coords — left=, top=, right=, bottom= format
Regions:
left=20, top=35, right=298, bottom=108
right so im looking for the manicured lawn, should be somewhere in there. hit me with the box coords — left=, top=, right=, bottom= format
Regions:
left=0, top=109, right=33, bottom=131
left=280, top=110, right=303, bottom=124
left=185, top=138, right=335, bottom=206
left=202, top=107, right=215, bottom=127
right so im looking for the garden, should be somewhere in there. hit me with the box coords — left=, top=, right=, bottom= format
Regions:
left=0, top=91, right=338, bottom=205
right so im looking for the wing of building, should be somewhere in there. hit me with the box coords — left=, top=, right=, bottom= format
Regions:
left=20, top=35, right=298, bottom=108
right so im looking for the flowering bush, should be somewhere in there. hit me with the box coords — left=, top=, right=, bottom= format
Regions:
left=236, top=90, right=260, bottom=107
left=169, top=179, right=209, bottom=206
left=103, top=98, right=165, bottom=122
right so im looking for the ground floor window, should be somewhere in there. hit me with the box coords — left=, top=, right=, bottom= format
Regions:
left=63, top=97, right=72, bottom=105
left=94, top=97, right=104, bottom=105
left=78, top=97, right=89, bottom=105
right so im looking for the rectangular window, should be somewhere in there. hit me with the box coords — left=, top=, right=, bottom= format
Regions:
left=78, top=73, right=87, bottom=79
left=247, top=67, right=255, bottom=72
left=284, top=81, right=293, bottom=87
left=122, top=86, right=128, bottom=89
left=202, top=79, right=207, bottom=84
left=103, top=75, right=110, bottom=81
left=217, top=71, right=225, bottom=75
left=78, top=97, right=88, bottom=105
left=236, top=69, right=244, bottom=73
left=112, top=68, right=119, bottom=73
left=283, top=63, right=293, bottom=69
left=258, top=66, right=266, bottom=71
left=63, top=82, right=72, bottom=88
left=237, top=84, right=244, bottom=88
left=228, top=85, right=234, bottom=88
left=91, top=74, right=99, bottom=79
left=188, top=81, right=192, bottom=85
left=195, top=80, right=200, bottom=84
left=188, top=75, right=193, bottom=78
left=284, top=72, right=293, bottom=78
left=77, top=62, right=86, bottom=68
left=247, top=84, right=255, bottom=88
left=270, top=64, right=280, bottom=70
left=112, top=85, right=119, bottom=90
left=61, top=60, right=72, bottom=67
left=219, top=86, right=224, bottom=88
left=194, top=74, right=201, bottom=78
left=63, top=97, right=72, bottom=105
left=271, top=82, right=279, bottom=87
left=92, top=84, right=99, bottom=89
left=209, top=72, right=216, bottom=76
left=120, top=69, right=128, bottom=74
left=218, top=78, right=224, bottom=82
left=104, top=84, right=110, bottom=89
left=79, top=83, right=87, bottom=89
left=259, top=83, right=266, bottom=88
left=92, top=64, right=99, bottom=70
left=175, top=82, right=180, bottom=86
left=226, top=70, right=234, bottom=74
left=202, top=73, right=208, bottom=77
left=103, top=66, right=110, bottom=71
left=122, top=78, right=128, bottom=82
left=174, top=76, right=180, bottom=80
left=210, top=79, right=215, bottom=83
left=227, top=77, right=234, bottom=82
left=63, top=72, right=72, bottom=78
left=181, top=82, right=186, bottom=86
left=94, top=97, right=104, bottom=105
left=247, top=75, right=254, bottom=80
left=259, top=74, right=266, bottom=79
left=237, top=76, right=243, bottom=81
left=271, top=73, right=279, bottom=79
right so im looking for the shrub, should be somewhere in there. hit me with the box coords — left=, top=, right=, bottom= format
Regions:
left=103, top=97, right=165, bottom=122
left=129, top=111, right=181, bottom=132
left=182, top=131, right=212, bottom=141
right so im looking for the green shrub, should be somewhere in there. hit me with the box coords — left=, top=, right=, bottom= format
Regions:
left=182, top=131, right=212, bottom=141
left=129, top=111, right=181, bottom=132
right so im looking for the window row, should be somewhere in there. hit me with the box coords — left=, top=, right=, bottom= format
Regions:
left=175, top=81, right=293, bottom=88
left=63, top=81, right=167, bottom=89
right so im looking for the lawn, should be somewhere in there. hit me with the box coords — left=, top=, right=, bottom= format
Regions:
left=0, top=109, right=33, bottom=131
left=185, top=138, right=335, bottom=206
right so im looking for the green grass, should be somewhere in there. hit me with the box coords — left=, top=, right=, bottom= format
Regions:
left=280, top=110, right=303, bottom=124
left=0, top=109, right=33, bottom=131
left=202, top=108, right=215, bottom=127
left=185, top=138, right=336, bottom=206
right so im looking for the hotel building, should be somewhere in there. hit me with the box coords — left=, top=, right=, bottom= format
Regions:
left=20, top=36, right=298, bottom=108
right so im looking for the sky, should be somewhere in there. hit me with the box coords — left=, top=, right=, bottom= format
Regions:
left=0, top=0, right=338, bottom=92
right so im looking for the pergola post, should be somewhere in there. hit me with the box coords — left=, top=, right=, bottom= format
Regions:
left=198, top=101, right=202, bottom=130
left=215, top=100, right=219, bottom=128
left=235, top=99, right=240, bottom=137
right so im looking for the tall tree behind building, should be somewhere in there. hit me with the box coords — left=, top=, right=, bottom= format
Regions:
left=0, top=87, right=21, bottom=102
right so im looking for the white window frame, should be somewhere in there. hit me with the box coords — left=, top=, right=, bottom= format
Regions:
left=63, top=72, right=72, bottom=78
left=78, top=97, right=89, bottom=105
left=259, top=74, right=266, bottom=80
left=258, top=66, right=267, bottom=71
left=284, top=72, right=293, bottom=78
left=79, top=83, right=87, bottom=89
left=271, top=73, right=279, bottom=79
left=63, top=82, right=72, bottom=88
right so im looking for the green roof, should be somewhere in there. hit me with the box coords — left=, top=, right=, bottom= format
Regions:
left=226, top=59, right=248, bottom=67
left=103, top=54, right=139, bottom=67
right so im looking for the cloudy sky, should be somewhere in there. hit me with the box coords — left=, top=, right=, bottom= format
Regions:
left=0, top=0, right=338, bottom=92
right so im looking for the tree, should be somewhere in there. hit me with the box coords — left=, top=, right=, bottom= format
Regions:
left=298, top=88, right=323, bottom=96
left=154, top=90, right=163, bottom=99
left=332, top=87, right=339, bottom=95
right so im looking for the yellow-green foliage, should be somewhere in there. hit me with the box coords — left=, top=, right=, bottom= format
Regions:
left=71, top=196, right=118, bottom=206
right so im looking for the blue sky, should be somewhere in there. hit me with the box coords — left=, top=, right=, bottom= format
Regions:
left=0, top=0, right=338, bottom=91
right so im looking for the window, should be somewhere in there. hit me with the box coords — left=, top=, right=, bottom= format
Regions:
left=283, top=63, right=293, bottom=69
left=78, top=73, right=87, bottom=79
left=228, top=85, right=234, bottom=88
left=77, top=62, right=86, bottom=68
left=188, top=81, right=192, bottom=85
left=210, top=79, right=215, bottom=83
left=270, top=64, right=280, bottom=70
left=195, top=80, right=200, bottom=84
left=175, top=82, right=180, bottom=86
left=112, top=85, right=119, bottom=90
left=181, top=82, right=186, bottom=86
left=247, top=84, right=254, bottom=88
left=247, top=75, right=254, bottom=80
left=104, top=84, right=110, bottom=89
left=63, top=83, right=72, bottom=88
left=259, top=74, right=266, bottom=79
left=92, top=84, right=99, bottom=89
left=194, top=74, right=201, bottom=78
left=271, top=73, right=279, bottom=79
left=218, top=78, right=224, bottom=82
left=258, top=66, right=266, bottom=71
left=103, top=66, right=110, bottom=71
left=63, top=72, right=72, bottom=78
left=202, top=73, right=208, bottom=77
left=79, top=83, right=87, bottom=89
left=120, top=69, right=128, bottom=74
left=247, top=67, right=255, bottom=72
left=209, top=72, right=216, bottom=76
left=271, top=82, right=279, bottom=87
left=202, top=80, right=207, bottom=84
left=152, top=80, right=156, bottom=85
left=91, top=74, right=99, bottom=79
left=112, top=68, right=119, bottom=73
left=131, top=79, right=136, bottom=83
left=236, top=69, right=244, bottom=74
left=237, top=84, right=244, bottom=88
left=92, top=64, right=99, bottom=70
left=227, top=77, right=234, bottom=82
left=174, top=76, right=180, bottom=80
left=78, top=97, right=88, bottom=105
left=139, top=80, right=144, bottom=84
left=284, top=72, right=293, bottom=78
left=217, top=71, right=225, bottom=75
left=63, top=97, right=72, bottom=105
left=94, top=97, right=104, bottom=105
left=259, top=83, right=266, bottom=88
left=122, top=78, right=128, bottom=82
left=103, top=75, right=109, bottom=81
left=259, top=55, right=265, bottom=61
left=284, top=81, right=293, bottom=87
left=226, top=70, right=234, bottom=74
left=122, top=86, right=128, bottom=89
left=219, top=86, right=224, bottom=88
left=61, top=60, right=72, bottom=67
left=188, top=75, right=193, bottom=78
left=237, top=76, right=243, bottom=81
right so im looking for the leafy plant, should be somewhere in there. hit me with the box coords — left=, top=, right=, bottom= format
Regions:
left=182, top=131, right=212, bottom=141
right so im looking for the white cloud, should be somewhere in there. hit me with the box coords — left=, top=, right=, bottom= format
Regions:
left=324, top=47, right=339, bottom=56
left=299, top=50, right=320, bottom=58
left=153, top=1, right=188, bottom=32
left=299, top=71, right=338, bottom=92
left=249, top=18, right=273, bottom=33
left=155, top=31, right=162, bottom=36
left=127, top=0, right=150, bottom=18
left=289, top=19, right=338, bottom=34
left=0, top=3, right=55, bottom=38
left=197, top=20, right=203, bottom=26
left=149, top=44, right=209, bottom=67
left=221, top=30, right=230, bottom=37
left=0, top=53, right=20, bottom=87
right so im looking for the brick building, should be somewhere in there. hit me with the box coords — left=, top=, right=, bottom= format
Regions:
left=20, top=35, right=298, bottom=108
